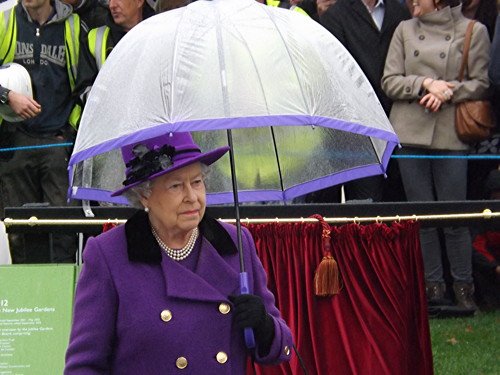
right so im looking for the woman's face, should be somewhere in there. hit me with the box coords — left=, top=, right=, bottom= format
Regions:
left=412, top=0, right=437, bottom=16
left=140, top=162, right=206, bottom=238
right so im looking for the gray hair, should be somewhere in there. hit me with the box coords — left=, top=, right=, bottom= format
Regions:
left=123, top=163, right=211, bottom=209
left=123, top=180, right=153, bottom=209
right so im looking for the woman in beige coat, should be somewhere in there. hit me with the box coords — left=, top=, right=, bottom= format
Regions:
left=381, top=0, right=490, bottom=309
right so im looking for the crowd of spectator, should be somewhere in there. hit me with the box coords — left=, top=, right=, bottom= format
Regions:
left=0, top=0, right=499, bottom=309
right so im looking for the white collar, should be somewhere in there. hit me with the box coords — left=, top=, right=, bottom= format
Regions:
left=364, top=0, right=384, bottom=12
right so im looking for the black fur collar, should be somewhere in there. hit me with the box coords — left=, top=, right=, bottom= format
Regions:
left=125, top=210, right=238, bottom=263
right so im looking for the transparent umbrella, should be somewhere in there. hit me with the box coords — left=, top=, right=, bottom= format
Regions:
left=68, top=0, right=399, bottom=347
left=69, top=0, right=399, bottom=206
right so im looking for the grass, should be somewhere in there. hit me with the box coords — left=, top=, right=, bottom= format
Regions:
left=429, top=308, right=500, bottom=375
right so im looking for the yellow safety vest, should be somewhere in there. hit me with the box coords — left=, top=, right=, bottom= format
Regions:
left=265, top=0, right=310, bottom=16
left=0, top=6, right=82, bottom=129
left=88, top=25, right=110, bottom=70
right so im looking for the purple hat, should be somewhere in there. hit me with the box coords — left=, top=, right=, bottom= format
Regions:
left=111, top=132, right=229, bottom=197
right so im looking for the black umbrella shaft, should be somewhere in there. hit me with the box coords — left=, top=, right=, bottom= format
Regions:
left=226, top=129, right=245, bottom=273
left=270, top=126, right=286, bottom=197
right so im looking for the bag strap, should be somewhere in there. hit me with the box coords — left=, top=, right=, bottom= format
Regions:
left=457, top=21, right=476, bottom=82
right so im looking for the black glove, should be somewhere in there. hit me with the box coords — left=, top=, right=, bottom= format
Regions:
left=228, top=294, right=275, bottom=356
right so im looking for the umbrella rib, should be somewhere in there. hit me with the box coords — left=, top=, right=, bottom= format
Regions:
left=168, top=8, right=189, bottom=121
left=269, top=127, right=286, bottom=197
left=228, top=5, right=311, bottom=116
left=228, top=17, right=270, bottom=115
left=259, top=6, right=311, bottom=114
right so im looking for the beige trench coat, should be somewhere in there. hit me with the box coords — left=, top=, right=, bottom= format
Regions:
left=381, top=5, right=491, bottom=150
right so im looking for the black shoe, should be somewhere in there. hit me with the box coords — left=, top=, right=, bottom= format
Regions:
left=453, top=282, right=479, bottom=310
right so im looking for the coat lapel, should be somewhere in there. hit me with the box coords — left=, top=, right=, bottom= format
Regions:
left=162, top=237, right=240, bottom=302
left=126, top=210, right=162, bottom=263
left=125, top=211, right=240, bottom=302
left=350, top=0, right=379, bottom=32
left=380, top=0, right=399, bottom=35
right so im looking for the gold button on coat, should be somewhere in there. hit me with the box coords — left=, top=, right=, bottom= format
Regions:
left=176, top=357, right=188, bottom=369
left=216, top=351, right=228, bottom=364
left=160, top=310, right=172, bottom=322
left=219, top=303, right=231, bottom=314
left=284, top=346, right=290, bottom=356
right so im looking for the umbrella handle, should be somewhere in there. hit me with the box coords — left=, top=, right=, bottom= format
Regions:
left=239, top=272, right=256, bottom=348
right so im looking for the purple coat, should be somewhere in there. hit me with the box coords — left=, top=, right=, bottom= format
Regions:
left=64, top=211, right=293, bottom=374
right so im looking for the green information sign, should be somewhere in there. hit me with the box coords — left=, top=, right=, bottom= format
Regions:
left=0, top=265, right=76, bottom=375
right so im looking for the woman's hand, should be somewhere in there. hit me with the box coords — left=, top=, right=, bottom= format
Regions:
left=419, top=93, right=443, bottom=112
left=422, top=78, right=455, bottom=102
left=228, top=294, right=275, bottom=355
left=228, top=294, right=268, bottom=330
left=8, top=91, right=42, bottom=120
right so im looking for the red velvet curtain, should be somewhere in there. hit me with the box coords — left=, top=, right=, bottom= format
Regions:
left=247, top=221, right=433, bottom=375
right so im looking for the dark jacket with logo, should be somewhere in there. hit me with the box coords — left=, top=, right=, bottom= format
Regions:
left=2, top=1, right=88, bottom=136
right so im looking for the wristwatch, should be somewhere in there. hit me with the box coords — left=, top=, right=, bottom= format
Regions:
left=0, top=88, right=11, bottom=104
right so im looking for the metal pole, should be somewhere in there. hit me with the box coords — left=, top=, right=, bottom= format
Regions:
left=4, top=209, right=498, bottom=226
left=226, top=129, right=246, bottom=273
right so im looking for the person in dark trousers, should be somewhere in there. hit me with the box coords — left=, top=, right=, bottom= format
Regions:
left=308, top=0, right=410, bottom=203
left=382, top=0, right=491, bottom=309
left=0, top=0, right=90, bottom=263
left=321, top=0, right=411, bottom=115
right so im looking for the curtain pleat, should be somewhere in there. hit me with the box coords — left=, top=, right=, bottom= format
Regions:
left=247, top=221, right=433, bottom=375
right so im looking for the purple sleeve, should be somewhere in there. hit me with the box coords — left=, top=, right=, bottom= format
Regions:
left=64, top=236, right=117, bottom=374
left=241, top=226, right=294, bottom=365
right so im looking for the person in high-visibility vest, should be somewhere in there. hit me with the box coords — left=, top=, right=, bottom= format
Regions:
left=0, top=0, right=90, bottom=263
left=74, top=0, right=154, bottom=107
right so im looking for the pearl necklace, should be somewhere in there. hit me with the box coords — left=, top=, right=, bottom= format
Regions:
left=151, top=226, right=199, bottom=261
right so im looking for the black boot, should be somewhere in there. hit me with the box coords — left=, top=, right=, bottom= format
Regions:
left=425, top=282, right=447, bottom=306
left=453, top=282, right=478, bottom=310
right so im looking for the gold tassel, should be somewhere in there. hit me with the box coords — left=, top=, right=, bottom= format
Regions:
left=311, top=215, right=341, bottom=297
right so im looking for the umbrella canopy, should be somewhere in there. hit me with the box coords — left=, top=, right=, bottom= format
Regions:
left=68, top=0, right=399, bottom=205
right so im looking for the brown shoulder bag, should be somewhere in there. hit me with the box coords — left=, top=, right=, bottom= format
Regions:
left=455, top=21, right=496, bottom=144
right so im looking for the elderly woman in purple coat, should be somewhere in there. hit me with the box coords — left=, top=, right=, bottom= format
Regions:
left=64, top=132, right=293, bottom=374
